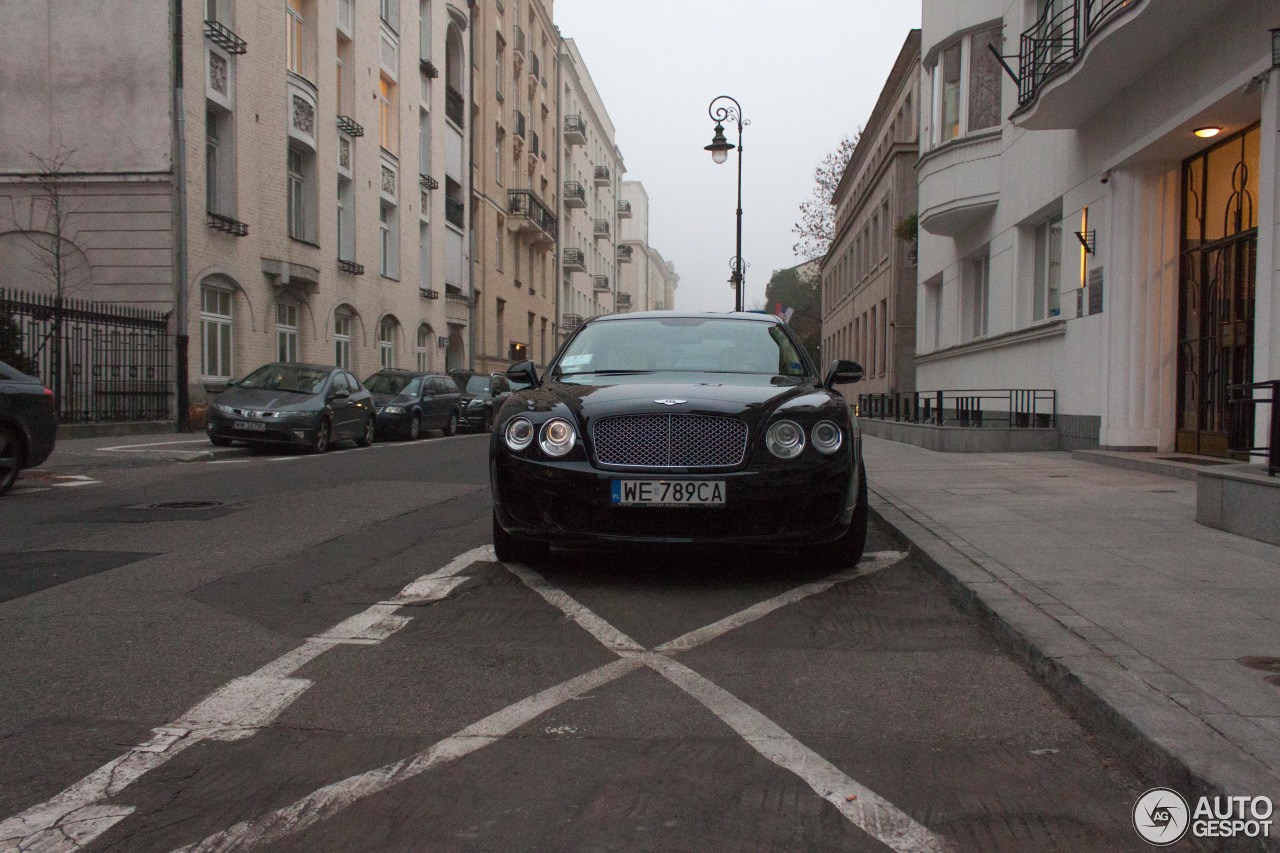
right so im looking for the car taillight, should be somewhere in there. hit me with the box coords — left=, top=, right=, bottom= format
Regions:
left=43, top=387, right=53, bottom=398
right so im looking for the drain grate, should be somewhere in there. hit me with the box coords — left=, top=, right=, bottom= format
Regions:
left=149, top=501, right=223, bottom=510
left=1238, top=656, right=1280, bottom=673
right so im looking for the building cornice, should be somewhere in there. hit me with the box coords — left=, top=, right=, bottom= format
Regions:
left=914, top=318, right=1066, bottom=364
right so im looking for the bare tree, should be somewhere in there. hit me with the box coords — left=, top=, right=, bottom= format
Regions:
left=791, top=134, right=859, bottom=261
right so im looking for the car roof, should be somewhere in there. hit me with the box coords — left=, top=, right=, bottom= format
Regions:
left=369, top=368, right=437, bottom=376
left=586, top=310, right=781, bottom=325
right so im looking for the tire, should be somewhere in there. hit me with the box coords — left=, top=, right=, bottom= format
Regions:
left=209, top=436, right=233, bottom=448
left=356, top=414, right=375, bottom=447
left=492, top=510, right=549, bottom=564
left=0, top=425, right=24, bottom=497
left=310, top=417, right=332, bottom=454
left=483, top=409, right=494, bottom=433
left=443, top=411, right=457, bottom=437
left=407, top=413, right=422, bottom=441
left=817, top=461, right=869, bottom=569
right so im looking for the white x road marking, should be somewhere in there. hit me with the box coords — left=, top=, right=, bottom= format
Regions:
left=176, top=550, right=948, bottom=853
left=0, top=545, right=490, bottom=853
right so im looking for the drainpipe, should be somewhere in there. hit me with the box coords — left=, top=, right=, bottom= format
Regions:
left=172, top=0, right=190, bottom=432
left=554, top=28, right=564, bottom=359
left=463, top=2, right=477, bottom=370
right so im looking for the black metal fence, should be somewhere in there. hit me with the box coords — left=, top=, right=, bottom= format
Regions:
left=857, top=389, right=1057, bottom=429
left=0, top=288, right=172, bottom=423
left=1230, top=380, right=1278, bottom=476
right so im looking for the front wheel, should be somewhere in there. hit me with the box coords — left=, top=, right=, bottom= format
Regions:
left=492, top=510, right=549, bottom=564
left=0, top=425, right=24, bottom=496
left=406, top=413, right=422, bottom=441
left=443, top=411, right=458, bottom=437
left=816, top=463, right=868, bottom=569
left=356, top=414, right=375, bottom=447
left=310, top=418, right=332, bottom=454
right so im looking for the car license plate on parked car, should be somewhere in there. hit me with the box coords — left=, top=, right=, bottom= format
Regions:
left=611, top=480, right=725, bottom=506
left=233, top=420, right=266, bottom=432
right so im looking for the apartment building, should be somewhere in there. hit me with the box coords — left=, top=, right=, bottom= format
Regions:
left=645, top=247, right=679, bottom=313
left=917, top=0, right=1278, bottom=456
left=821, top=30, right=920, bottom=399
left=0, top=0, right=473, bottom=418
left=558, top=37, right=624, bottom=337
left=470, top=0, right=558, bottom=372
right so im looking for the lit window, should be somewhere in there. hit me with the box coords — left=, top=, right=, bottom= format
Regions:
left=940, top=43, right=961, bottom=142
left=379, top=77, right=397, bottom=154
left=286, top=0, right=305, bottom=76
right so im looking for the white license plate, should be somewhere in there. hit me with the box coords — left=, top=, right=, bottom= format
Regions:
left=233, top=420, right=266, bottom=432
left=611, top=480, right=725, bottom=506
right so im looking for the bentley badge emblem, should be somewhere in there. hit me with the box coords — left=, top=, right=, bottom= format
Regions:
left=654, top=399, right=686, bottom=406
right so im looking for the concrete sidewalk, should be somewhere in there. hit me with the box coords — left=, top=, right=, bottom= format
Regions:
left=860, top=435, right=1280, bottom=827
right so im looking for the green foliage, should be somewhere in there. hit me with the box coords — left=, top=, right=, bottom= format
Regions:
left=764, top=264, right=822, bottom=362
left=894, top=213, right=918, bottom=243
left=0, top=311, right=37, bottom=375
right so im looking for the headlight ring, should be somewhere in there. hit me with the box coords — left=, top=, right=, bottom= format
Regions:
left=539, top=417, right=577, bottom=457
left=766, top=419, right=805, bottom=459
left=504, top=416, right=536, bottom=451
left=811, top=420, right=843, bottom=454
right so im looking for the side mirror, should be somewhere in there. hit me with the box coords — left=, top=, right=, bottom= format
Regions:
left=506, top=360, right=539, bottom=388
left=824, top=359, right=864, bottom=389
left=331, top=388, right=350, bottom=400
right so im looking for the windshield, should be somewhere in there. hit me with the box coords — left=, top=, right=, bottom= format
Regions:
left=236, top=364, right=330, bottom=395
left=552, top=317, right=810, bottom=380
left=455, top=375, right=491, bottom=395
left=365, top=373, right=423, bottom=396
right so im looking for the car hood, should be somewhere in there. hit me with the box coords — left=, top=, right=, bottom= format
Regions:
left=522, top=375, right=839, bottom=427
left=214, top=386, right=320, bottom=412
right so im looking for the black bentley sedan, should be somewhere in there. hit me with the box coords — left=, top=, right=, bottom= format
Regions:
left=206, top=362, right=376, bottom=453
left=490, top=311, right=866, bottom=565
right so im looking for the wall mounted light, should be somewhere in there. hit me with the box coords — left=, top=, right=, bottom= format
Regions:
left=1193, top=126, right=1222, bottom=138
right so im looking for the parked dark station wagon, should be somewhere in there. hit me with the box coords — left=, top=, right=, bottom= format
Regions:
left=489, top=311, right=867, bottom=564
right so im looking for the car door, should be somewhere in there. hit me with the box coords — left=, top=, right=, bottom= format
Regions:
left=345, top=371, right=373, bottom=435
left=327, top=371, right=356, bottom=438
left=432, top=377, right=458, bottom=428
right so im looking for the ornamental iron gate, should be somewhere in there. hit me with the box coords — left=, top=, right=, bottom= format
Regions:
left=1177, top=125, right=1259, bottom=459
left=0, top=288, right=172, bottom=423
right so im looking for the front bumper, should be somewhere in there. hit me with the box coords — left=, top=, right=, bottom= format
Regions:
left=460, top=406, right=488, bottom=428
left=206, top=411, right=318, bottom=447
left=492, top=452, right=857, bottom=547
left=374, top=409, right=412, bottom=434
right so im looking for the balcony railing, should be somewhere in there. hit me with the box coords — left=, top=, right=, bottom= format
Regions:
left=617, top=200, right=632, bottom=217
left=508, top=189, right=557, bottom=242
left=419, top=58, right=439, bottom=78
left=445, top=196, right=465, bottom=228
left=207, top=211, right=248, bottom=236
left=338, top=259, right=364, bottom=275
left=857, top=389, right=1057, bottom=429
left=563, top=313, right=583, bottom=329
left=563, top=181, right=586, bottom=208
left=617, top=244, right=633, bottom=263
left=563, top=247, right=586, bottom=270
left=420, top=173, right=439, bottom=191
left=513, top=24, right=526, bottom=59
left=564, top=115, right=587, bottom=144
left=593, top=219, right=610, bottom=239
left=592, top=275, right=610, bottom=292
left=445, top=86, right=465, bottom=126
left=513, top=109, right=526, bottom=138
left=337, top=115, right=364, bottom=137
left=1230, top=380, right=1279, bottom=475
left=593, top=166, right=610, bottom=186
left=204, top=19, right=247, bottom=55
left=1017, top=0, right=1140, bottom=108
left=616, top=293, right=631, bottom=309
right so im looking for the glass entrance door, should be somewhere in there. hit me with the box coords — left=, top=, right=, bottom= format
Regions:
left=1177, top=126, right=1259, bottom=458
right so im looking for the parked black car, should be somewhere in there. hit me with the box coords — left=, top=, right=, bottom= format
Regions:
left=490, top=311, right=867, bottom=565
left=364, top=369, right=461, bottom=439
left=451, top=370, right=523, bottom=432
left=0, top=359, right=57, bottom=496
left=206, top=362, right=376, bottom=453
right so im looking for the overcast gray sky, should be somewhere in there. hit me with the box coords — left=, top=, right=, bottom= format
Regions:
left=553, top=1, right=923, bottom=313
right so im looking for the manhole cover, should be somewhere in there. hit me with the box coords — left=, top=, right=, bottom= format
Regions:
left=1156, top=456, right=1232, bottom=466
left=1238, top=656, right=1280, bottom=673
left=148, top=501, right=223, bottom=510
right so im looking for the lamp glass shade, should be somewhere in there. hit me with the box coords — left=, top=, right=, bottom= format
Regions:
left=711, top=148, right=728, bottom=165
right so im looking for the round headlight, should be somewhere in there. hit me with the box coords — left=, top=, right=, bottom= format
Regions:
left=504, top=417, right=535, bottom=451
left=766, top=419, right=805, bottom=459
left=539, top=418, right=577, bottom=457
left=811, top=420, right=843, bottom=454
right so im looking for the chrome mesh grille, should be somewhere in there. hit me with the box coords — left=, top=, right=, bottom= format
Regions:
left=592, top=414, right=747, bottom=468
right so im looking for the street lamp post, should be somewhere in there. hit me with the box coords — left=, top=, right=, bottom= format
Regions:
left=705, top=95, right=747, bottom=312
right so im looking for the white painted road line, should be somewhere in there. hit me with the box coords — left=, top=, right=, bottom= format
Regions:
left=175, top=550, right=938, bottom=853
left=100, top=439, right=216, bottom=451
left=0, top=549, right=486, bottom=853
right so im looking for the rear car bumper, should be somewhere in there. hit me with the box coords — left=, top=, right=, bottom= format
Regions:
left=492, top=452, right=857, bottom=547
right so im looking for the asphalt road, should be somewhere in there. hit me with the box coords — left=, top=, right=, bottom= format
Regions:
left=0, top=431, right=1177, bottom=852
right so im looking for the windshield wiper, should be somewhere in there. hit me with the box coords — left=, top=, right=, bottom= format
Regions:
left=556, top=369, right=655, bottom=377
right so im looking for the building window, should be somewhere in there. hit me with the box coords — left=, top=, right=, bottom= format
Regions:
left=200, top=286, right=233, bottom=380
left=968, top=26, right=1003, bottom=131
left=378, top=318, right=397, bottom=368
left=380, top=0, right=398, bottom=31
left=206, top=111, right=221, bottom=213
left=380, top=200, right=394, bottom=276
left=939, top=43, right=961, bottom=142
left=334, top=310, right=352, bottom=369
left=286, top=0, right=309, bottom=78
left=287, top=145, right=311, bottom=241
left=1033, top=215, right=1063, bottom=320
left=379, top=76, right=397, bottom=154
left=496, top=39, right=505, bottom=102
left=276, top=302, right=299, bottom=362
left=924, top=276, right=942, bottom=352
left=496, top=212, right=504, bottom=270
left=932, top=25, right=1004, bottom=146
left=337, top=177, right=354, bottom=260
left=496, top=298, right=505, bottom=359
left=417, top=323, right=432, bottom=371
left=965, top=251, right=990, bottom=340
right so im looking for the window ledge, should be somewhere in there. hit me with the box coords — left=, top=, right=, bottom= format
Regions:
left=917, top=127, right=1003, bottom=168
left=289, top=236, right=321, bottom=249
left=915, top=317, right=1066, bottom=364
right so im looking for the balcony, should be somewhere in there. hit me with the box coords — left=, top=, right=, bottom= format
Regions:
left=207, top=211, right=248, bottom=236
left=338, top=259, right=364, bottom=275
left=617, top=244, right=633, bottom=263
left=563, top=181, right=586, bottom=209
left=918, top=132, right=1002, bottom=237
left=512, top=24, right=526, bottom=68
left=204, top=19, right=247, bottom=55
left=592, top=275, right=610, bottom=292
left=420, top=173, right=439, bottom=191
left=593, top=219, right=610, bottom=240
left=445, top=86, right=465, bottom=127
left=419, top=58, right=439, bottom=78
left=617, top=200, right=632, bottom=218
left=563, top=247, right=586, bottom=271
left=529, top=52, right=540, bottom=91
left=563, top=313, right=583, bottom=329
left=513, top=109, right=526, bottom=139
left=508, top=189, right=557, bottom=245
left=616, top=293, right=631, bottom=309
left=337, top=115, right=364, bottom=137
left=445, top=292, right=472, bottom=323
left=593, top=166, right=610, bottom=186
left=1012, top=0, right=1214, bottom=130
left=564, top=115, right=586, bottom=145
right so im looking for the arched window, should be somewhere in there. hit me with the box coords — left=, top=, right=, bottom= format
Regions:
left=416, top=323, right=433, bottom=371
left=200, top=284, right=234, bottom=380
left=334, top=308, right=353, bottom=369
left=379, top=316, right=398, bottom=368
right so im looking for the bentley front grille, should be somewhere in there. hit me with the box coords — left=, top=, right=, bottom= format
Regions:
left=592, top=414, right=748, bottom=468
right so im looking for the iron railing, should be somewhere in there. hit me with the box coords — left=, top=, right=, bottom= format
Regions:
left=1017, top=0, right=1141, bottom=107
left=445, top=87, right=464, bottom=126
left=1230, top=380, right=1278, bottom=475
left=563, top=181, right=586, bottom=205
left=445, top=196, right=465, bottom=228
left=563, top=247, right=586, bottom=269
left=564, top=114, right=587, bottom=142
left=0, top=287, right=171, bottom=423
left=507, top=189, right=557, bottom=239
left=857, top=389, right=1056, bottom=429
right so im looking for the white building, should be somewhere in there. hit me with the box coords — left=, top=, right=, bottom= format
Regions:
left=917, top=0, right=1278, bottom=456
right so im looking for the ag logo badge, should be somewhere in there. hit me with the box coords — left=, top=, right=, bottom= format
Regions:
left=1133, top=787, right=1190, bottom=846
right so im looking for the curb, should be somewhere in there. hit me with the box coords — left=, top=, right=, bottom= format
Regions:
left=867, top=489, right=1280, bottom=853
